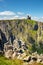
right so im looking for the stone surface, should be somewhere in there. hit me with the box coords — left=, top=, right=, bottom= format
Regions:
left=4, top=50, right=13, bottom=59
left=12, top=52, right=17, bottom=59
left=37, top=59, right=42, bottom=63
left=29, top=60, right=34, bottom=64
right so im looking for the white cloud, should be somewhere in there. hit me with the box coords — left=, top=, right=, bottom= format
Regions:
left=31, top=16, right=39, bottom=21
left=0, top=11, right=15, bottom=15
left=41, top=17, right=43, bottom=19
left=38, top=17, right=43, bottom=22
left=0, top=11, right=27, bottom=20
left=11, top=16, right=26, bottom=19
left=0, top=11, right=43, bottom=22
left=31, top=16, right=43, bottom=22
left=17, top=12, right=24, bottom=15
left=20, top=16, right=26, bottom=19
left=11, top=15, right=19, bottom=19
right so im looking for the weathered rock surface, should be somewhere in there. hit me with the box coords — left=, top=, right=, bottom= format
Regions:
left=5, top=50, right=13, bottom=59
left=0, top=20, right=43, bottom=65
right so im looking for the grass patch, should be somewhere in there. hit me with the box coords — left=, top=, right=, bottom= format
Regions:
left=0, top=56, right=24, bottom=65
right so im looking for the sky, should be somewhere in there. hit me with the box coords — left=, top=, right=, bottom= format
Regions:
left=0, top=0, right=43, bottom=21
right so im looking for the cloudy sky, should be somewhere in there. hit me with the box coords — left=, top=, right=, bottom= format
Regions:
left=0, top=0, right=43, bottom=21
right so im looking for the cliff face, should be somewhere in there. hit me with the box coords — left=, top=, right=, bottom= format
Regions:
left=0, top=20, right=35, bottom=41
left=0, top=19, right=43, bottom=54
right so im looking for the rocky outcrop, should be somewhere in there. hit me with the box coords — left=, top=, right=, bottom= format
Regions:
left=0, top=20, right=43, bottom=65
left=4, top=50, right=13, bottom=59
left=4, top=38, right=28, bottom=59
left=23, top=52, right=43, bottom=64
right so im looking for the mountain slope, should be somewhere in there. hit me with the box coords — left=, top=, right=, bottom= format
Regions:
left=0, top=19, right=43, bottom=54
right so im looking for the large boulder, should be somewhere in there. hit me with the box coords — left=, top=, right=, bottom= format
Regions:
left=4, top=50, right=13, bottom=59
left=41, top=61, right=43, bottom=64
left=40, top=54, right=43, bottom=60
left=13, top=39, right=20, bottom=50
left=12, top=52, right=17, bottom=59
left=29, top=60, right=34, bottom=64
left=37, top=59, right=42, bottom=63
left=32, top=52, right=40, bottom=59
left=17, top=55, right=22, bottom=60
left=32, top=56, right=37, bottom=61
left=17, top=53, right=26, bottom=60
left=23, top=56, right=31, bottom=62
left=4, top=42, right=13, bottom=59
left=4, top=42, right=13, bottom=52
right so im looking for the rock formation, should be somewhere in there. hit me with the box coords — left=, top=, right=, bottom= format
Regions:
left=0, top=19, right=43, bottom=64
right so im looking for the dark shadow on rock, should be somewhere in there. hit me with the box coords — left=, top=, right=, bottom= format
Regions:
left=8, top=32, right=16, bottom=44
left=19, top=50, right=23, bottom=54
left=18, top=40, right=21, bottom=48
left=34, top=24, right=38, bottom=31
left=23, top=56, right=31, bottom=62
left=0, top=39, right=3, bottom=51
left=0, top=29, right=7, bottom=44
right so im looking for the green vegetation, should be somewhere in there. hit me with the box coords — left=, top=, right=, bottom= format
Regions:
left=0, top=56, right=24, bottom=65
left=31, top=42, right=43, bottom=54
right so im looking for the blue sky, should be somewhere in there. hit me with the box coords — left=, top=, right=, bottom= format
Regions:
left=0, top=0, right=43, bottom=21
